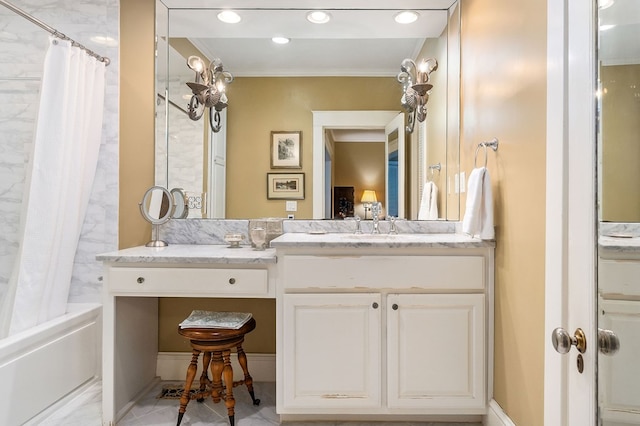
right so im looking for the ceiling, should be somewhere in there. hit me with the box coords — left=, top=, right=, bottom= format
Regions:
left=598, top=0, right=640, bottom=65
left=160, top=0, right=457, bottom=77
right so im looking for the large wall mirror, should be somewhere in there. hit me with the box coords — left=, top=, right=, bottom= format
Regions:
left=155, top=0, right=460, bottom=221
left=598, top=0, right=640, bottom=223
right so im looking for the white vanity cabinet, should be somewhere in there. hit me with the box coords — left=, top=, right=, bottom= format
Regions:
left=97, top=245, right=277, bottom=425
left=598, top=243, right=640, bottom=424
left=273, top=235, right=494, bottom=421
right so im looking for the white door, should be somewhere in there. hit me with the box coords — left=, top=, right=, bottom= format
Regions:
left=544, top=1, right=596, bottom=424
left=387, top=293, right=485, bottom=411
left=281, top=293, right=382, bottom=410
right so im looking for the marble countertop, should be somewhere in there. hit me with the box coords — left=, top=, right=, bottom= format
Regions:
left=96, top=244, right=277, bottom=264
left=599, top=235, right=640, bottom=253
left=270, top=232, right=495, bottom=249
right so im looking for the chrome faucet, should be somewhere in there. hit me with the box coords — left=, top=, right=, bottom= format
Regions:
left=354, top=214, right=362, bottom=234
left=371, top=202, right=382, bottom=234
left=388, top=216, right=398, bottom=234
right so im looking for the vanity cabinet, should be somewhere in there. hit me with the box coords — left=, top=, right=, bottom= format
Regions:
left=97, top=245, right=277, bottom=425
left=274, top=239, right=494, bottom=420
left=598, top=247, right=640, bottom=424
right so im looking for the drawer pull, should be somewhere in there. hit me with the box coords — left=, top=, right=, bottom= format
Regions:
left=228, top=278, right=236, bottom=285
left=372, top=302, right=379, bottom=309
left=392, top=303, right=399, bottom=310
left=137, top=277, right=145, bottom=284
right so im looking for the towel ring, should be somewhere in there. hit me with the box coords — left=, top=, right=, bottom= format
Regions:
left=474, top=138, right=499, bottom=168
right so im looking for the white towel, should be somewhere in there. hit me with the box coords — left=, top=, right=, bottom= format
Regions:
left=462, top=167, right=494, bottom=240
left=418, top=181, right=439, bottom=220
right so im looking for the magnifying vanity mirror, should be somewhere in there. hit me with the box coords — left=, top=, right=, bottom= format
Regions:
left=171, top=187, right=189, bottom=219
left=155, top=0, right=460, bottom=221
left=139, top=185, right=175, bottom=247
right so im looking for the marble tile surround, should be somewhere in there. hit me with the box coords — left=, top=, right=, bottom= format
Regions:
left=161, top=218, right=462, bottom=246
left=0, top=0, right=119, bottom=307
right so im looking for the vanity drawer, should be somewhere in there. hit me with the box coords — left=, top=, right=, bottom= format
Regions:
left=282, top=255, right=485, bottom=291
left=599, top=259, right=640, bottom=298
left=107, top=267, right=268, bottom=296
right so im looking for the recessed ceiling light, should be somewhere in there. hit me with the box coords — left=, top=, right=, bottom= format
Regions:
left=599, top=0, right=614, bottom=10
left=394, top=11, right=419, bottom=24
left=306, top=11, right=331, bottom=24
left=272, top=36, right=291, bottom=45
left=217, top=10, right=241, bottom=24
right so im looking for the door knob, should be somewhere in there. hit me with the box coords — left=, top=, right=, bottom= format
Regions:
left=598, top=328, right=620, bottom=355
left=552, top=327, right=587, bottom=354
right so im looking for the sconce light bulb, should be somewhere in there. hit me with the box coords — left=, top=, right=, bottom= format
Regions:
left=216, top=81, right=225, bottom=93
left=187, top=56, right=205, bottom=73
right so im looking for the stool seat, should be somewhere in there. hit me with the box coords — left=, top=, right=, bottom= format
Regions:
left=176, top=311, right=260, bottom=426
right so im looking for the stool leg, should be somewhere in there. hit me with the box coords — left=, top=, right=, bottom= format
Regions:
left=210, top=351, right=224, bottom=404
left=222, top=349, right=236, bottom=426
left=177, top=349, right=200, bottom=426
left=237, top=344, right=260, bottom=406
left=197, top=351, right=212, bottom=402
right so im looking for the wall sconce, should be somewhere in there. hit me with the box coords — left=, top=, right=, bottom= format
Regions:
left=396, top=57, right=438, bottom=133
left=186, top=55, right=234, bottom=133
left=361, top=189, right=378, bottom=219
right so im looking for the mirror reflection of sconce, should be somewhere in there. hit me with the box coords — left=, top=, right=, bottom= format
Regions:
left=185, top=55, right=234, bottom=133
left=397, top=57, right=438, bottom=133
left=361, top=189, right=378, bottom=220
left=139, top=186, right=178, bottom=247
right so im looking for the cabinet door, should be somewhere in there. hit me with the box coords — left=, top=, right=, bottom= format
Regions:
left=598, top=298, right=640, bottom=424
left=282, top=293, right=382, bottom=410
left=387, top=293, right=485, bottom=411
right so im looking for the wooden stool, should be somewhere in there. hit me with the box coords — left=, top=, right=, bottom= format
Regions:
left=176, top=311, right=260, bottom=426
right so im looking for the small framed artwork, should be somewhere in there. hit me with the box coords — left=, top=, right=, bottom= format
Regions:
left=267, top=173, right=305, bottom=200
left=270, top=131, right=302, bottom=168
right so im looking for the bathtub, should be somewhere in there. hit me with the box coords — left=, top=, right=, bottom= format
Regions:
left=0, top=303, right=102, bottom=425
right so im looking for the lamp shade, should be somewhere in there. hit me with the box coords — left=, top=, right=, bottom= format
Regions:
left=361, top=190, right=377, bottom=203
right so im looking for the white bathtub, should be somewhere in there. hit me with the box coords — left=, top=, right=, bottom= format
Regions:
left=0, top=303, right=102, bottom=425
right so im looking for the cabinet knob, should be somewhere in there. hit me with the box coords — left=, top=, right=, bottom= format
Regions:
left=136, top=277, right=145, bottom=284
left=372, top=302, right=379, bottom=309
left=392, top=304, right=399, bottom=310
left=228, top=278, right=236, bottom=285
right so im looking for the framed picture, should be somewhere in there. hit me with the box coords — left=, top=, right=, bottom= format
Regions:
left=270, top=131, right=302, bottom=168
left=267, top=173, right=305, bottom=200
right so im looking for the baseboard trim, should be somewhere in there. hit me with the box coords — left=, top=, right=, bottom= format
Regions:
left=486, top=399, right=516, bottom=426
left=156, top=352, right=276, bottom=382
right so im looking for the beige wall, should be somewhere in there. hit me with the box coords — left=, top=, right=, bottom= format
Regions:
left=120, top=0, right=155, bottom=249
left=461, top=0, right=547, bottom=424
left=601, top=64, right=640, bottom=222
left=226, top=77, right=398, bottom=219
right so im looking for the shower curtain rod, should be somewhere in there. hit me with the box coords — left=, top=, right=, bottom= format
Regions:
left=0, top=0, right=110, bottom=66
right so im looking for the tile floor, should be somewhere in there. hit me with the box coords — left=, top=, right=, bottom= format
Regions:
left=35, top=380, right=480, bottom=426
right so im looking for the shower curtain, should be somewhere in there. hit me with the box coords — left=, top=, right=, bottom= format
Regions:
left=0, top=37, right=105, bottom=337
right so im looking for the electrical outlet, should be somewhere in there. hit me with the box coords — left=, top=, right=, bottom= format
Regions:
left=187, top=195, right=202, bottom=210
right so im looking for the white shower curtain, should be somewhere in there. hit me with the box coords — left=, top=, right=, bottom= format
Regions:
left=0, top=38, right=105, bottom=336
